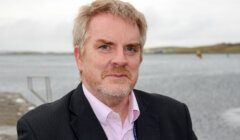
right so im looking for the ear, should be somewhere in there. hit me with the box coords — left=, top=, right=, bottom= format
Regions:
left=74, top=47, right=83, bottom=72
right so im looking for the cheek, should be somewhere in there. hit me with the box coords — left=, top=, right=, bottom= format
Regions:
left=83, top=56, right=107, bottom=74
left=128, top=63, right=140, bottom=77
left=129, top=58, right=141, bottom=70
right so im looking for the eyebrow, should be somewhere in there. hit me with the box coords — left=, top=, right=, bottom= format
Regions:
left=126, top=43, right=141, bottom=47
left=95, top=39, right=114, bottom=45
left=96, top=39, right=141, bottom=48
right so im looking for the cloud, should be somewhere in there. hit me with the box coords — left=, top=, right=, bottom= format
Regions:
left=0, top=19, right=73, bottom=52
left=0, top=0, right=240, bottom=52
left=141, top=0, right=240, bottom=47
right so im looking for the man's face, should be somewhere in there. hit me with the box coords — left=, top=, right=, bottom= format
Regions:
left=75, top=13, right=142, bottom=98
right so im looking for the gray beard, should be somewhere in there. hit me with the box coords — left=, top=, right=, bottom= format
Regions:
left=97, top=84, right=132, bottom=98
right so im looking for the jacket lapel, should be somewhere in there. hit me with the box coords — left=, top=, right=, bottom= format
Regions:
left=68, top=85, right=161, bottom=140
left=134, top=90, right=161, bottom=140
left=69, top=84, right=107, bottom=140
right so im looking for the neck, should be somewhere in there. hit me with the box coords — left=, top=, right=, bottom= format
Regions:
left=102, top=95, right=130, bottom=123
left=82, top=82, right=131, bottom=123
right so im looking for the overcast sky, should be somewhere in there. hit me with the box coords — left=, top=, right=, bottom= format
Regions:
left=0, top=0, right=240, bottom=52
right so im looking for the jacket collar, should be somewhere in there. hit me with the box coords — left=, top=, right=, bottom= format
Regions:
left=134, top=89, right=161, bottom=140
left=68, top=84, right=160, bottom=140
left=69, top=83, right=108, bottom=140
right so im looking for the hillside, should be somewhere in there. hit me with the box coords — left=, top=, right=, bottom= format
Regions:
left=144, top=43, right=240, bottom=54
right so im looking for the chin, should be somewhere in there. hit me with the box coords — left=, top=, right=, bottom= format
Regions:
left=98, top=83, right=133, bottom=98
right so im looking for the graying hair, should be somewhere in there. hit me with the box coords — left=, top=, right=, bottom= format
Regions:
left=72, top=0, right=147, bottom=52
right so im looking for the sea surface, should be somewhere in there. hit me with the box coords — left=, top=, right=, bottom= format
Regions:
left=0, top=53, right=240, bottom=140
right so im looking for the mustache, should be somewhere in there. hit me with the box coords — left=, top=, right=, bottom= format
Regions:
left=101, top=67, right=132, bottom=79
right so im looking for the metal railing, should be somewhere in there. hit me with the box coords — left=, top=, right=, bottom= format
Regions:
left=27, top=76, right=52, bottom=103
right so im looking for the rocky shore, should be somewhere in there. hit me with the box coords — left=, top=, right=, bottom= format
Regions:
left=0, top=92, right=34, bottom=140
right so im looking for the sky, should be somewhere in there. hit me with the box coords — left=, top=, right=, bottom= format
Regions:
left=0, top=0, right=240, bottom=52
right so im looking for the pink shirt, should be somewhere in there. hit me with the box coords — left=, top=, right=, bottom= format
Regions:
left=82, top=84, right=140, bottom=140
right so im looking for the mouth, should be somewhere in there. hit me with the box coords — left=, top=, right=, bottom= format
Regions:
left=106, top=73, right=128, bottom=78
left=102, top=73, right=130, bottom=79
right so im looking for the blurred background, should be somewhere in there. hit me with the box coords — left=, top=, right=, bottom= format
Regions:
left=0, top=0, right=240, bottom=139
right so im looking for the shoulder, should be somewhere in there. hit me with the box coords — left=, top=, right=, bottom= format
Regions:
left=17, top=89, right=78, bottom=139
left=133, top=89, right=197, bottom=139
left=18, top=89, right=74, bottom=129
left=134, top=89, right=187, bottom=115
left=134, top=89, right=184, bottom=106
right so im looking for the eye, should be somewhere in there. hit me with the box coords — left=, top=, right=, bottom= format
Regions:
left=125, top=45, right=140, bottom=54
left=98, top=44, right=111, bottom=51
left=126, top=46, right=137, bottom=52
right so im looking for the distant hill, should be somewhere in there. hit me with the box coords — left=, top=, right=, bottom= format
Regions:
left=144, top=43, right=240, bottom=54
left=1, top=43, right=240, bottom=55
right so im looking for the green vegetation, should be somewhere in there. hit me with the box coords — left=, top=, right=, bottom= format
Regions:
left=144, top=43, right=240, bottom=54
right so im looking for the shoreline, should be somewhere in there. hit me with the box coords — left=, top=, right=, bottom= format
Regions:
left=0, top=92, right=35, bottom=140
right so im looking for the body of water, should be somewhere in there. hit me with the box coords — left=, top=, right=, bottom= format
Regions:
left=0, top=53, right=240, bottom=140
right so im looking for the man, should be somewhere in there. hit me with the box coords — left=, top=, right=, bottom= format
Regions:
left=17, top=0, right=197, bottom=139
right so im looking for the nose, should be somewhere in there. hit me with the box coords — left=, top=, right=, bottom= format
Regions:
left=111, top=48, right=128, bottom=66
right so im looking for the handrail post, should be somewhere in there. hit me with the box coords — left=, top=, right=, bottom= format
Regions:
left=27, top=76, right=52, bottom=103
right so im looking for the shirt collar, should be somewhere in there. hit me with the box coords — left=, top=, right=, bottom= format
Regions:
left=82, top=84, right=111, bottom=124
left=128, top=90, right=140, bottom=123
left=82, top=84, right=140, bottom=124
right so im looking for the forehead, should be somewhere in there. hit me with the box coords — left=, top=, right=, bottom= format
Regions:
left=87, top=13, right=140, bottom=43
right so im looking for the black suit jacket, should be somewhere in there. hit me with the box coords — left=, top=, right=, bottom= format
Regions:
left=17, top=84, right=197, bottom=140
